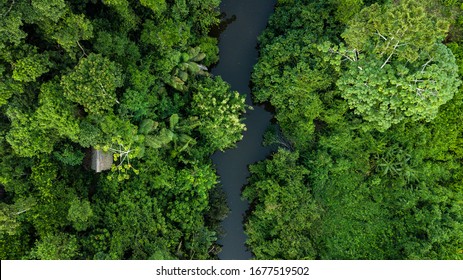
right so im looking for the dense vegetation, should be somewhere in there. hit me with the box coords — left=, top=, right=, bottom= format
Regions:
left=3, top=0, right=463, bottom=261
left=245, top=0, right=463, bottom=259
left=0, top=0, right=244, bottom=259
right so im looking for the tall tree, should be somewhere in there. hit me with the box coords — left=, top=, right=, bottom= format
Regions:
left=61, top=54, right=123, bottom=115
left=334, top=0, right=460, bottom=130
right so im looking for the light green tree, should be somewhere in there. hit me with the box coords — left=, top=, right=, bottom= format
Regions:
left=31, top=0, right=67, bottom=23
left=190, top=77, right=246, bottom=152
left=67, top=198, right=93, bottom=231
left=35, top=82, right=80, bottom=141
left=0, top=197, right=36, bottom=235
left=33, top=233, right=79, bottom=260
left=332, top=0, right=460, bottom=130
left=337, top=43, right=460, bottom=130
left=12, top=52, right=52, bottom=82
left=332, top=0, right=364, bottom=24
left=61, top=53, right=123, bottom=115
left=139, top=0, right=167, bottom=16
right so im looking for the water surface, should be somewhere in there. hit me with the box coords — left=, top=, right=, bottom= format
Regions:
left=211, top=0, right=277, bottom=260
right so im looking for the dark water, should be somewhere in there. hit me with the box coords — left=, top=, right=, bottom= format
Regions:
left=211, top=0, right=277, bottom=260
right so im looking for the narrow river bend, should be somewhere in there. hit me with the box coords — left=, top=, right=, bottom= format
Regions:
left=211, top=0, right=277, bottom=260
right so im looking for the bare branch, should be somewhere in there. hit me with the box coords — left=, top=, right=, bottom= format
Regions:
left=421, top=58, right=433, bottom=72
left=380, top=52, right=394, bottom=69
left=329, top=48, right=356, bottom=62
left=381, top=40, right=400, bottom=69
left=376, top=30, right=388, bottom=41
left=109, top=144, right=132, bottom=169
left=76, top=41, right=88, bottom=57
left=98, top=82, right=120, bottom=104
left=15, top=208, right=30, bottom=215
left=353, top=49, right=360, bottom=61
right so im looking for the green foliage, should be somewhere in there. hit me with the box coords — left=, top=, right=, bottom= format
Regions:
left=204, top=187, right=229, bottom=236
left=48, top=13, right=94, bottom=54
left=190, top=77, right=246, bottom=152
left=252, top=1, right=340, bottom=146
left=0, top=197, right=36, bottom=236
left=197, top=36, right=219, bottom=65
left=145, top=128, right=174, bottom=148
left=77, top=120, right=102, bottom=148
left=36, top=82, right=80, bottom=141
left=0, top=232, right=31, bottom=260
left=0, top=6, right=26, bottom=46
left=0, top=65, right=23, bottom=107
left=337, top=43, right=461, bottom=131
left=168, top=47, right=209, bottom=92
left=139, top=0, right=167, bottom=16
left=2, top=0, right=463, bottom=261
left=53, top=143, right=84, bottom=166
left=87, top=152, right=220, bottom=259
left=141, top=19, right=191, bottom=51
left=93, top=31, right=141, bottom=65
left=243, top=150, right=319, bottom=259
left=12, top=52, right=52, bottom=82
left=0, top=0, right=263, bottom=261
left=31, top=0, right=67, bottom=23
left=6, top=105, right=57, bottom=157
left=333, top=0, right=460, bottom=130
left=67, top=198, right=93, bottom=231
left=386, top=184, right=463, bottom=259
left=32, top=233, right=79, bottom=260
left=138, top=119, right=158, bottom=135
left=61, top=54, right=123, bottom=115
left=332, top=0, right=364, bottom=24
left=247, top=0, right=463, bottom=260
left=342, top=0, right=449, bottom=62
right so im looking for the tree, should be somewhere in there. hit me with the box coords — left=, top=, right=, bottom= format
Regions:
left=251, top=3, right=340, bottom=147
left=0, top=2, right=26, bottom=47
left=6, top=106, right=57, bottom=157
left=139, top=0, right=167, bottom=16
left=168, top=47, right=209, bottom=92
left=386, top=184, right=463, bottom=259
left=53, top=143, right=85, bottom=166
left=35, top=81, right=80, bottom=142
left=30, top=0, right=67, bottom=23
left=246, top=0, right=463, bottom=260
left=342, top=0, right=449, bottom=64
left=12, top=52, right=52, bottom=82
left=142, top=114, right=198, bottom=161
left=243, top=150, right=320, bottom=259
left=0, top=0, right=247, bottom=261
left=45, top=12, right=93, bottom=55
left=333, top=0, right=460, bottom=130
left=141, top=19, right=191, bottom=51
left=101, top=0, right=138, bottom=31
left=0, top=197, right=36, bottom=235
left=336, top=43, right=460, bottom=130
left=32, top=232, right=79, bottom=260
left=0, top=65, right=22, bottom=107
left=67, top=198, right=93, bottom=231
left=332, top=0, right=364, bottom=24
left=61, top=54, right=123, bottom=115
left=190, top=77, right=246, bottom=152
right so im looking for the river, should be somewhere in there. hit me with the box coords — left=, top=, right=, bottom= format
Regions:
left=211, top=0, right=277, bottom=260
